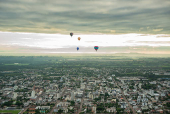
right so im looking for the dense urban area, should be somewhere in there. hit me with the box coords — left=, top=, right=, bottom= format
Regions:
left=0, top=56, right=170, bottom=114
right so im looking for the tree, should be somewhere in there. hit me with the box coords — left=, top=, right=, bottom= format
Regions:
left=129, top=85, right=134, bottom=89
left=1, top=100, right=13, bottom=107
left=16, top=101, right=23, bottom=106
left=35, top=110, right=40, bottom=114
left=58, top=109, right=63, bottom=113
left=166, top=102, right=170, bottom=107
left=70, top=101, right=75, bottom=106
left=68, top=108, right=74, bottom=113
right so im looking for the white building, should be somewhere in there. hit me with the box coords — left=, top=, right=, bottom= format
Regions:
left=137, top=98, right=140, bottom=103
left=81, top=83, right=85, bottom=89
left=138, top=83, right=142, bottom=89
left=71, top=91, right=74, bottom=101
left=92, top=105, right=96, bottom=113
left=36, top=106, right=50, bottom=110
left=150, top=81, right=157, bottom=84
left=106, top=107, right=116, bottom=113
left=121, top=103, right=126, bottom=109
left=57, top=93, right=61, bottom=99
left=13, top=92, right=17, bottom=99
left=149, top=89, right=154, bottom=96
left=13, top=86, right=18, bottom=90
left=31, top=90, right=35, bottom=98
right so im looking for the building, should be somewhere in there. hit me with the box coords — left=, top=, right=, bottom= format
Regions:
left=71, top=91, right=74, bottom=101
left=31, top=90, right=35, bottom=98
left=13, top=92, right=17, bottom=99
left=57, top=93, right=61, bottom=99
left=92, top=105, right=96, bottom=113
left=106, top=107, right=116, bottom=113
left=31, top=85, right=36, bottom=98
left=28, top=107, right=36, bottom=114
left=139, top=83, right=142, bottom=89
left=35, top=106, right=50, bottom=110
left=149, top=89, right=154, bottom=96
left=81, top=83, right=85, bottom=89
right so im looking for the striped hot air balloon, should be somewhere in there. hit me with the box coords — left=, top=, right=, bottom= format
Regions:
left=94, top=46, right=99, bottom=51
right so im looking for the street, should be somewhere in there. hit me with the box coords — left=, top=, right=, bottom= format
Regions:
left=113, top=78, right=136, bottom=114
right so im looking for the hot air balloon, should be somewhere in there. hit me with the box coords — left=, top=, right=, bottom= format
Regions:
left=70, top=33, right=73, bottom=37
left=94, top=46, right=99, bottom=51
left=78, top=37, right=81, bottom=41
left=77, top=47, right=79, bottom=51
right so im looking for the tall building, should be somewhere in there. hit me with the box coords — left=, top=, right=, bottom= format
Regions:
left=31, top=90, right=35, bottom=98
left=71, top=91, right=74, bottom=101
left=124, top=90, right=127, bottom=95
left=138, top=83, right=142, bottom=89
left=121, top=102, right=126, bottom=109
left=150, top=90, right=154, bottom=96
left=89, top=92, right=93, bottom=99
left=121, top=80, right=124, bottom=84
left=31, top=85, right=35, bottom=98
left=13, top=86, right=18, bottom=90
left=13, top=92, right=17, bottom=99
left=100, top=86, right=102, bottom=90
left=57, top=93, right=61, bottom=99
left=92, top=105, right=96, bottom=113
left=81, top=83, right=85, bottom=89
left=137, top=98, right=140, bottom=103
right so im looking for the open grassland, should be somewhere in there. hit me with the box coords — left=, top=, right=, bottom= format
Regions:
left=0, top=110, right=21, bottom=114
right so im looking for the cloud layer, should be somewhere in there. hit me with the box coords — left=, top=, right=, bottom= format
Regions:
left=0, top=32, right=170, bottom=48
left=0, top=32, right=170, bottom=54
left=0, top=0, right=170, bottom=34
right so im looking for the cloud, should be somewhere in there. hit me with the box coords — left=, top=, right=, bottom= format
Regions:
left=0, top=0, right=170, bottom=34
left=0, top=32, right=170, bottom=55
left=153, top=29, right=163, bottom=32
left=110, top=30, right=116, bottom=33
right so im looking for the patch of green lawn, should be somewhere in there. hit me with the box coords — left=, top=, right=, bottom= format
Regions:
left=0, top=110, right=21, bottom=114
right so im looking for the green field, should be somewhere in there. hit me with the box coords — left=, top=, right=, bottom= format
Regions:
left=0, top=110, right=21, bottom=114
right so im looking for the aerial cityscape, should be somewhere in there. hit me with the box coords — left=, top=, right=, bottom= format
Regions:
left=0, top=56, right=170, bottom=114
left=0, top=0, right=170, bottom=114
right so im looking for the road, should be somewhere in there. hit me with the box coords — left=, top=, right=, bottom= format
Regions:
left=19, top=104, right=30, bottom=114
left=19, top=88, right=41, bottom=114
left=48, top=87, right=67, bottom=114
left=77, top=82, right=87, bottom=114
left=113, top=78, right=136, bottom=114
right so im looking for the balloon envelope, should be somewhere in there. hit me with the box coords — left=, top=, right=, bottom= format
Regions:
left=70, top=33, right=73, bottom=37
left=94, top=46, right=99, bottom=51
left=78, top=37, right=81, bottom=41
left=77, top=47, right=79, bottom=51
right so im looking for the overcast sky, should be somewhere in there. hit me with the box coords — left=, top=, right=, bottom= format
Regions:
left=0, top=0, right=170, bottom=55
left=0, top=0, right=170, bottom=34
